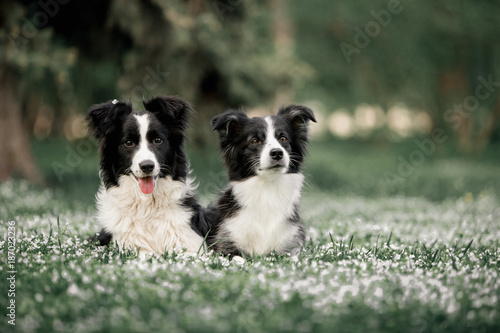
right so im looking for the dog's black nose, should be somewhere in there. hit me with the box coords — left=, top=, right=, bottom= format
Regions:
left=270, top=149, right=283, bottom=161
left=139, top=160, right=155, bottom=174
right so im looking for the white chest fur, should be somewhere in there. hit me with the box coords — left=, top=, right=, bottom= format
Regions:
left=96, top=175, right=203, bottom=255
left=222, top=172, right=304, bottom=256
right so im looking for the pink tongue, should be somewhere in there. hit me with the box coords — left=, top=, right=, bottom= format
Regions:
left=138, top=177, right=155, bottom=194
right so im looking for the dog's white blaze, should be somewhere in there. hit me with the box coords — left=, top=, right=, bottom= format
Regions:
left=221, top=172, right=304, bottom=256
left=131, top=114, right=160, bottom=177
left=96, top=175, right=203, bottom=255
left=259, top=117, right=290, bottom=173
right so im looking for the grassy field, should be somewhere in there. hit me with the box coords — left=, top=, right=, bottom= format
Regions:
left=1, top=138, right=499, bottom=332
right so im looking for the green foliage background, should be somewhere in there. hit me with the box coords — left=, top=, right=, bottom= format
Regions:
left=1, top=0, right=499, bottom=151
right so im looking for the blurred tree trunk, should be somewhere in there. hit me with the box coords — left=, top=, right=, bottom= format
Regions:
left=477, top=94, right=500, bottom=151
left=0, top=67, right=42, bottom=183
left=270, top=0, right=294, bottom=109
left=438, top=65, right=472, bottom=153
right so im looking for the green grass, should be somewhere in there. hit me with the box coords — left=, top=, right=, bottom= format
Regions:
left=1, top=138, right=499, bottom=332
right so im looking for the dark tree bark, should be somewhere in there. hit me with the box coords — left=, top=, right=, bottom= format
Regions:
left=0, top=68, right=42, bottom=183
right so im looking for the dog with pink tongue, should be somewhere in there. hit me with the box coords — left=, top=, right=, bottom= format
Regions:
left=86, top=96, right=211, bottom=256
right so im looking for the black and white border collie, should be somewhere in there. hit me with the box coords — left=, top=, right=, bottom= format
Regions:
left=208, top=105, right=316, bottom=257
left=86, top=96, right=209, bottom=256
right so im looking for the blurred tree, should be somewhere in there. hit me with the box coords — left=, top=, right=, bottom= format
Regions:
left=0, top=67, right=41, bottom=182
left=106, top=0, right=312, bottom=147
left=0, top=1, right=75, bottom=182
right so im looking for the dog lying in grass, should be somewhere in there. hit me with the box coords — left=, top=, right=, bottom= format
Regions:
left=86, top=96, right=210, bottom=256
left=207, top=105, right=316, bottom=257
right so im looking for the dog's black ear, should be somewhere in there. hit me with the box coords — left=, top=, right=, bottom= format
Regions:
left=278, top=105, right=316, bottom=127
left=212, top=110, right=248, bottom=136
left=143, top=96, right=194, bottom=134
left=86, top=100, right=132, bottom=139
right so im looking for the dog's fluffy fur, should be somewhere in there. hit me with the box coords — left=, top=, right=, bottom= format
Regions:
left=207, top=105, right=316, bottom=256
left=86, top=96, right=210, bottom=255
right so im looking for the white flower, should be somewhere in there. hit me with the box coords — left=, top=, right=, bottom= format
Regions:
left=232, top=256, right=246, bottom=266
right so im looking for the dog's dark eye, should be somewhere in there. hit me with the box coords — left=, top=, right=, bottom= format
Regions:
left=124, top=140, right=135, bottom=148
left=250, top=138, right=261, bottom=145
left=280, top=136, right=288, bottom=143
left=153, top=137, right=163, bottom=145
